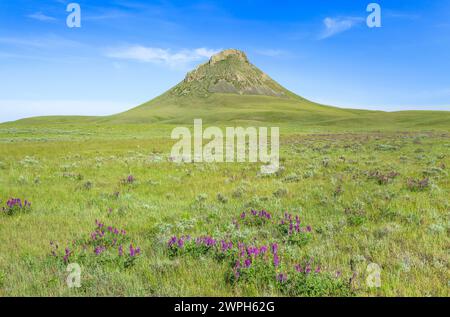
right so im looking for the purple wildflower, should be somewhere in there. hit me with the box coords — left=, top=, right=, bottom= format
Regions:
left=168, top=236, right=177, bottom=247
left=305, top=265, right=311, bottom=274
left=271, top=243, right=278, bottom=255
left=63, top=247, right=71, bottom=263
left=277, top=273, right=287, bottom=283
left=118, top=245, right=123, bottom=256
left=126, top=175, right=135, bottom=184
left=128, top=244, right=141, bottom=257
left=273, top=254, right=280, bottom=267
left=94, top=246, right=105, bottom=256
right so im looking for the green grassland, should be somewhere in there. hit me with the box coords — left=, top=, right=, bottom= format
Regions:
left=0, top=50, right=449, bottom=296
left=0, top=117, right=449, bottom=296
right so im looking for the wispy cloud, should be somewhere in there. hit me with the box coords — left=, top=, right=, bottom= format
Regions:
left=26, top=12, right=57, bottom=22
left=105, top=46, right=221, bottom=68
left=319, top=17, right=364, bottom=39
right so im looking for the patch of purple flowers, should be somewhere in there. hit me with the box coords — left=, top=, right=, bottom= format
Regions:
left=2, top=198, right=32, bottom=215
left=279, top=213, right=312, bottom=246
left=167, top=209, right=319, bottom=286
left=168, top=235, right=191, bottom=249
left=196, top=236, right=217, bottom=247
left=50, top=220, right=141, bottom=266
left=129, top=244, right=141, bottom=257
left=239, top=209, right=272, bottom=226
left=294, top=259, right=321, bottom=275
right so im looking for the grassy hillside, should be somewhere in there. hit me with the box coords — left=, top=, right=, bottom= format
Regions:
left=4, top=93, right=450, bottom=132
left=3, top=48, right=449, bottom=131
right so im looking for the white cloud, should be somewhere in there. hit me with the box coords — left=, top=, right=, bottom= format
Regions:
left=27, top=12, right=57, bottom=22
left=319, top=17, right=364, bottom=39
left=106, top=46, right=221, bottom=68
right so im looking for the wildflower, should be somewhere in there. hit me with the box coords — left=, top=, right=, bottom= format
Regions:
left=126, top=175, right=135, bottom=184
left=233, top=261, right=241, bottom=279
left=94, top=246, right=105, bottom=256
left=196, top=236, right=216, bottom=247
left=238, top=243, right=246, bottom=257
left=271, top=243, right=278, bottom=255
left=129, top=244, right=140, bottom=257
left=221, top=240, right=233, bottom=252
left=244, top=258, right=252, bottom=268
left=63, top=248, right=71, bottom=263
left=3, top=198, right=31, bottom=215
left=295, top=264, right=303, bottom=272
left=273, top=254, right=280, bottom=267
left=118, top=245, right=123, bottom=256
left=276, top=273, right=287, bottom=283
left=168, top=236, right=177, bottom=247
left=305, top=265, right=311, bottom=274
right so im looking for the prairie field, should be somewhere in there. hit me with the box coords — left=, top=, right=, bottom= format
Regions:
left=0, top=123, right=448, bottom=296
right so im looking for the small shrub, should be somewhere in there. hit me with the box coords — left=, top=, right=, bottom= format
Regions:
left=273, top=188, right=288, bottom=198
left=0, top=270, right=5, bottom=287
left=406, top=177, right=429, bottom=191
left=345, top=208, right=366, bottom=226
left=83, top=181, right=93, bottom=190
left=280, top=270, right=352, bottom=297
left=369, top=170, right=399, bottom=185
left=217, top=193, right=228, bottom=204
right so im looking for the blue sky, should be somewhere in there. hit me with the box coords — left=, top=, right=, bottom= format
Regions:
left=0, top=0, right=449, bottom=122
